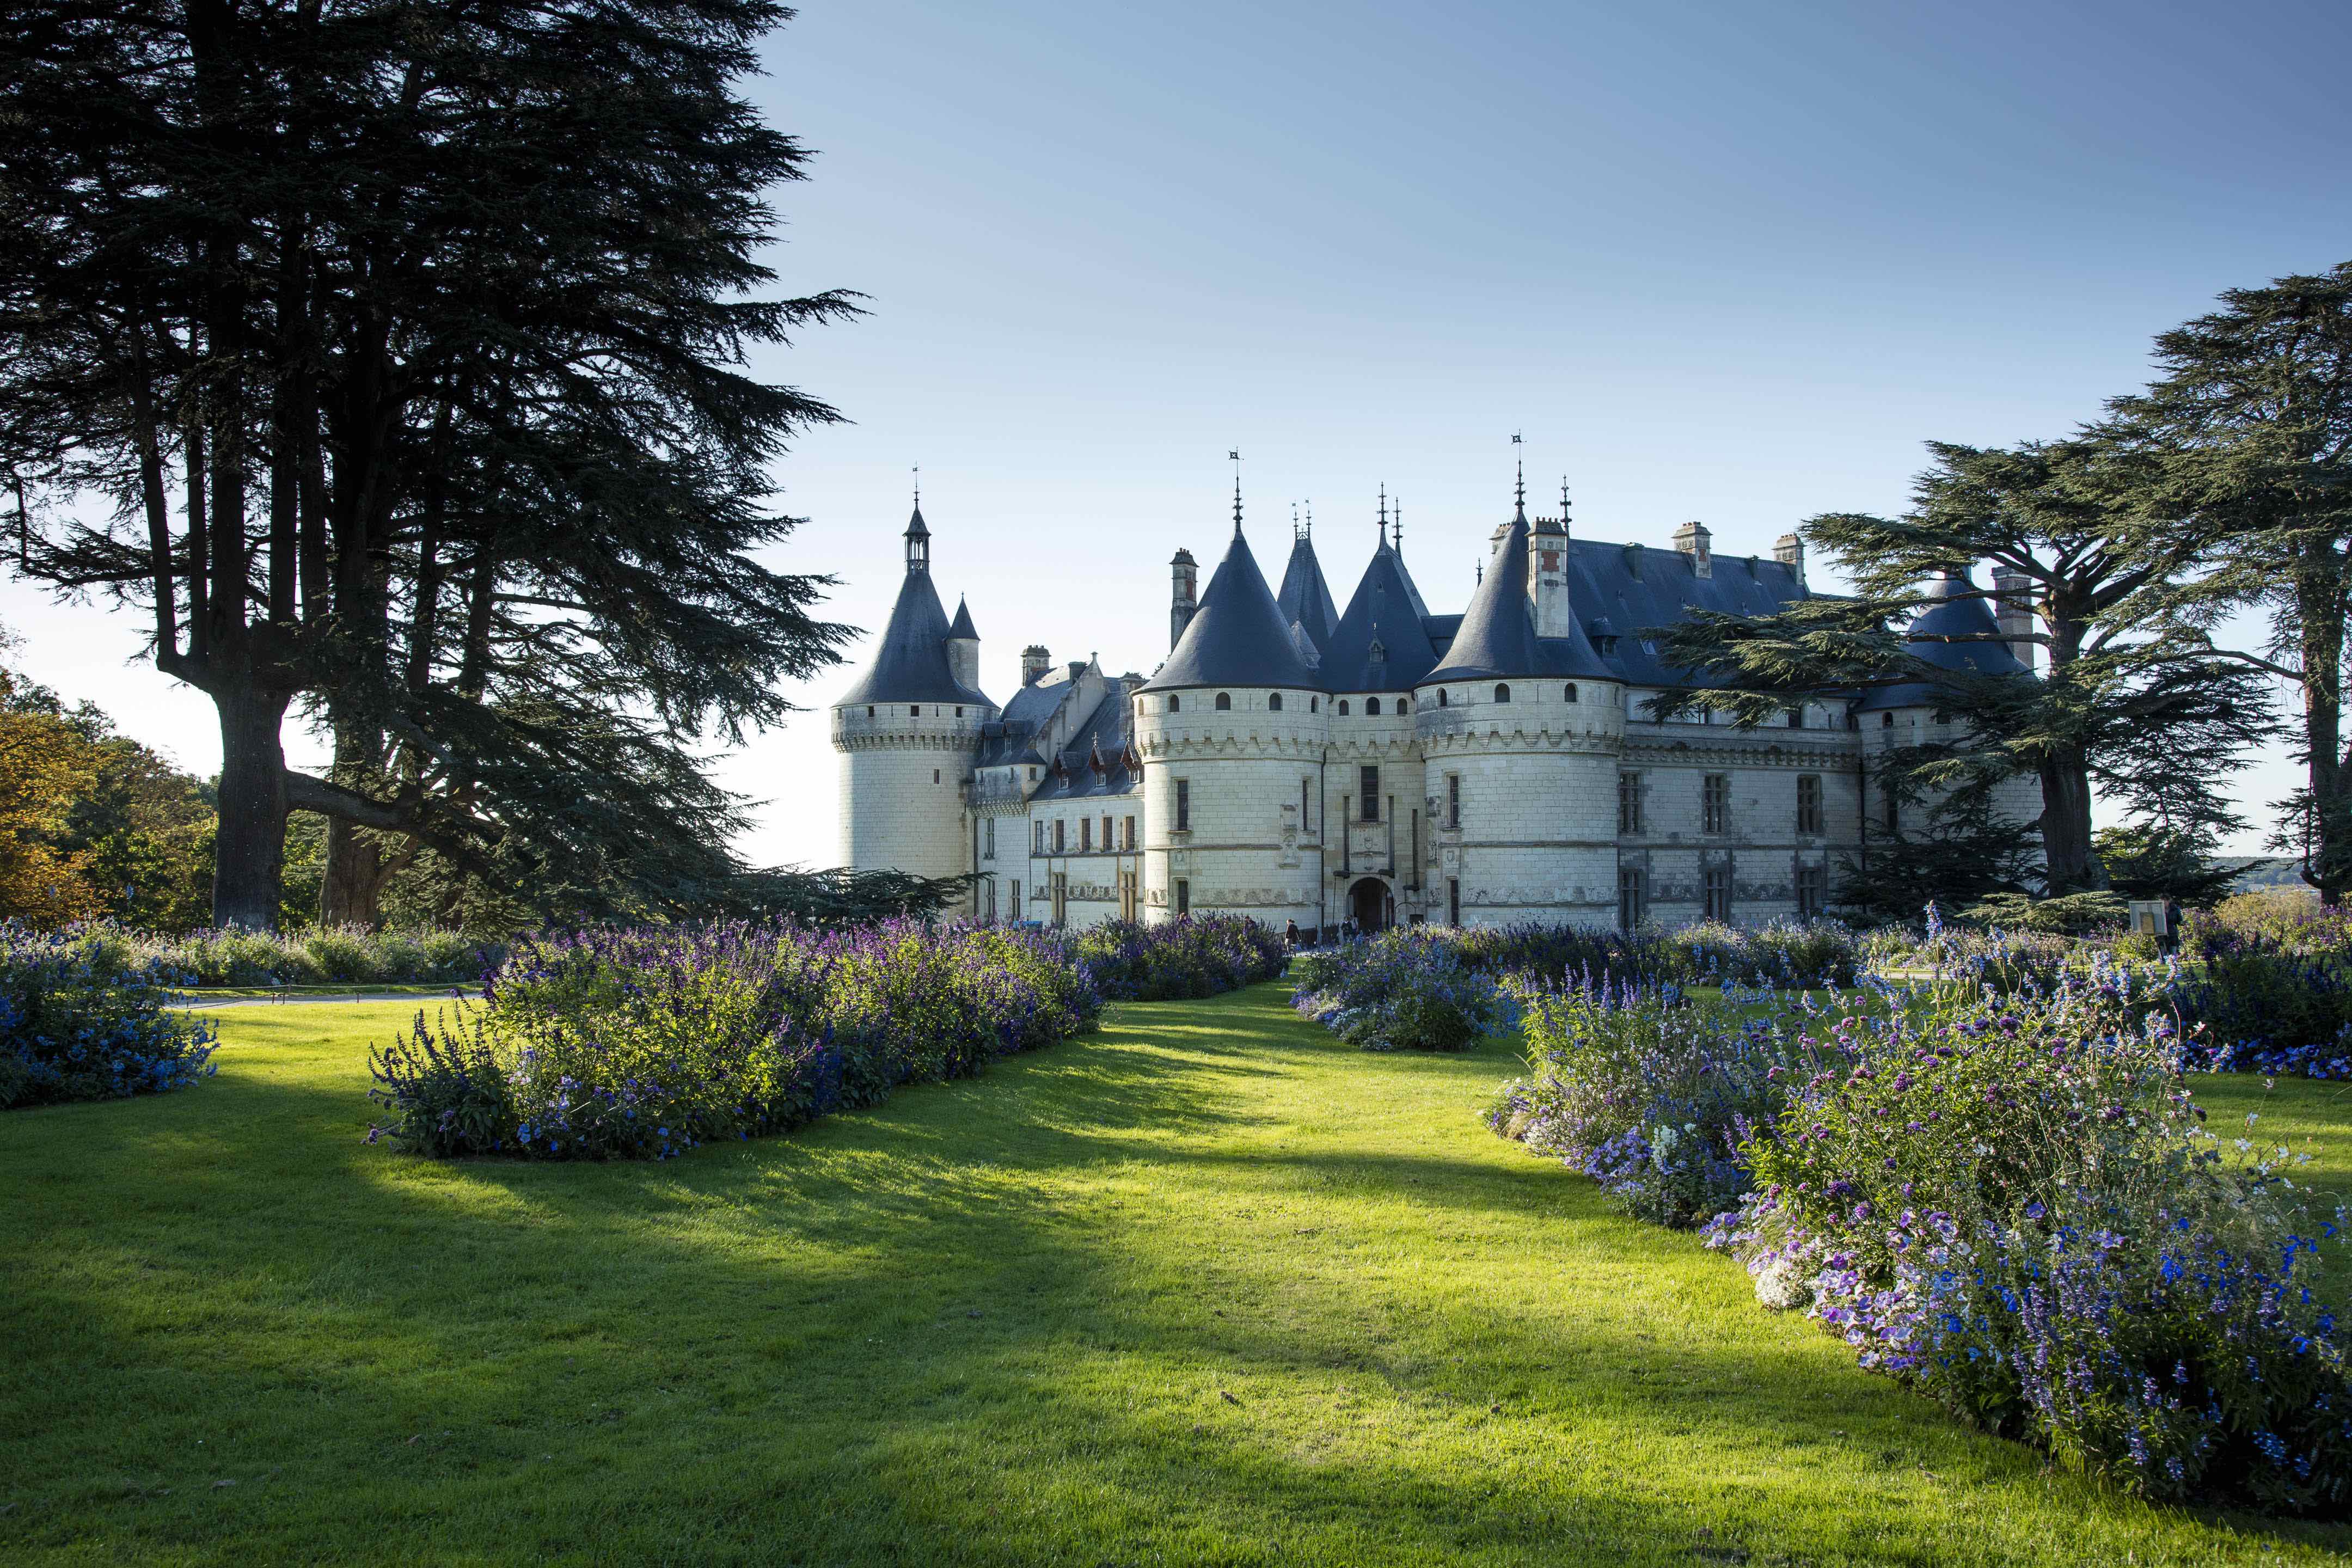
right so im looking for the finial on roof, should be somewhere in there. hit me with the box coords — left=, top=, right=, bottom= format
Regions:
left=1475, top=559, right=1484, bottom=586
left=1392, top=498, right=1402, bottom=552
left=1291, top=500, right=1300, bottom=541
left=1377, top=483, right=1388, bottom=537
left=1511, top=431, right=1527, bottom=519
left=912, top=463, right=920, bottom=507
left=1560, top=475, right=1571, bottom=526
left=1228, top=448, right=1243, bottom=536
left=1304, top=500, right=1313, bottom=536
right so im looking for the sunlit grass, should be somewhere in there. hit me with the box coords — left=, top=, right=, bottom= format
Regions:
left=5, top=985, right=2351, bottom=1564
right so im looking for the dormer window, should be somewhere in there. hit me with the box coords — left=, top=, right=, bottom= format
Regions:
left=1369, top=639, right=1386, bottom=663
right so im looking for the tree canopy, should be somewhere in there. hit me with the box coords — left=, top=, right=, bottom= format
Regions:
left=1, top=0, right=857, bottom=927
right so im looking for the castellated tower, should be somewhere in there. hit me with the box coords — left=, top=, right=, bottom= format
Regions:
left=1134, top=489, right=1328, bottom=928
left=830, top=500, right=996, bottom=879
left=1859, top=570, right=2043, bottom=857
left=1414, top=487, right=1625, bottom=928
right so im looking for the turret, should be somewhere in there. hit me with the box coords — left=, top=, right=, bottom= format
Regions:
left=830, top=498, right=995, bottom=880
left=1170, top=548, right=1198, bottom=649
left=1022, top=645, right=1051, bottom=685
left=946, top=596, right=981, bottom=691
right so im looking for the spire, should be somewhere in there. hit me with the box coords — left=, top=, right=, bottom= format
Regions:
left=1511, top=431, right=1526, bottom=522
left=1392, top=498, right=1402, bottom=553
left=1560, top=475, right=1572, bottom=531
left=1377, top=484, right=1388, bottom=544
left=1228, top=448, right=1244, bottom=537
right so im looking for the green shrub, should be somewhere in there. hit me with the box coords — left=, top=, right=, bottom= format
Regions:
left=1, top=925, right=217, bottom=1108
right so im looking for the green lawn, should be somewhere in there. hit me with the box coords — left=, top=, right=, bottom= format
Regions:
left=7, top=986, right=2352, bottom=1566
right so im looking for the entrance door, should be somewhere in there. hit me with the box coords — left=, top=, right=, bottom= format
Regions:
left=1349, top=877, right=1391, bottom=934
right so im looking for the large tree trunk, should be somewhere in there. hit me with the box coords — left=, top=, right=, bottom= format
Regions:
left=212, top=685, right=294, bottom=928
left=2038, top=752, right=2101, bottom=893
left=2294, top=535, right=2351, bottom=904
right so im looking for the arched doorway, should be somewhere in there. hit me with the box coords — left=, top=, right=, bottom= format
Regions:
left=1349, top=877, right=1393, bottom=934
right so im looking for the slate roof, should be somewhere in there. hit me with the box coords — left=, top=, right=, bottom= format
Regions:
left=947, top=596, right=978, bottom=640
left=1423, top=507, right=1619, bottom=684
left=1321, top=536, right=1442, bottom=693
left=1140, top=525, right=1320, bottom=692
left=1276, top=533, right=1340, bottom=649
left=1567, top=540, right=1796, bottom=687
left=837, top=554, right=994, bottom=708
left=1856, top=571, right=2032, bottom=710
left=1028, top=687, right=1141, bottom=801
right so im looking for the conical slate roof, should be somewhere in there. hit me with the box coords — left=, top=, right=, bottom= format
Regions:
left=947, top=596, right=978, bottom=640
left=1141, top=525, right=1319, bottom=691
left=1321, top=537, right=1440, bottom=692
left=837, top=530, right=993, bottom=708
left=1276, top=533, right=1339, bottom=648
left=1858, top=571, right=2031, bottom=710
left=1424, top=505, right=1617, bottom=685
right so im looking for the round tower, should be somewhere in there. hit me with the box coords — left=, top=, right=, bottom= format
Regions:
left=1135, top=492, right=1328, bottom=930
left=1415, top=486, right=1624, bottom=929
left=830, top=499, right=996, bottom=880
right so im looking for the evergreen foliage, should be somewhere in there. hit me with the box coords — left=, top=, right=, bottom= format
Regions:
left=0, top=0, right=856, bottom=927
left=1651, top=439, right=2274, bottom=892
left=2110, top=262, right=2352, bottom=902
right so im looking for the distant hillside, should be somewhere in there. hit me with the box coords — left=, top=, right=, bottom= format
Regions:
left=2220, top=856, right=2308, bottom=893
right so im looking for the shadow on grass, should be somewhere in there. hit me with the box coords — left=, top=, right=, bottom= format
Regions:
left=5, top=985, right=2350, bottom=1564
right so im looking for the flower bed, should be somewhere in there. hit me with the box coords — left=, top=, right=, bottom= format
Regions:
left=367, top=919, right=1100, bottom=1160
left=1488, top=971, right=1835, bottom=1228
left=1291, top=930, right=1514, bottom=1051
left=1, top=924, right=217, bottom=1108
left=1074, top=914, right=1288, bottom=1001
left=1489, top=952, right=2352, bottom=1515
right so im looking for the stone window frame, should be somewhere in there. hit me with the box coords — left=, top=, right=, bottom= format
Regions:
left=1796, top=773, right=1824, bottom=836
left=1618, top=771, right=1643, bottom=836
left=1701, top=773, right=1731, bottom=836
left=1704, top=862, right=1734, bottom=923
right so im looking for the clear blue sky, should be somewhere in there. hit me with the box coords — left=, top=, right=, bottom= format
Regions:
left=10, top=0, right=2351, bottom=868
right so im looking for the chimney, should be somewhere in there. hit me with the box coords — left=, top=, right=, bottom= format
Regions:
left=1021, top=645, right=1051, bottom=685
left=1773, top=532, right=1804, bottom=583
left=1990, top=566, right=2036, bottom=671
left=1672, top=520, right=1712, bottom=579
left=1529, top=513, right=1573, bottom=639
left=1169, top=548, right=1198, bottom=650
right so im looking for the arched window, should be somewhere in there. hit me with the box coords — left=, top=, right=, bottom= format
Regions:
left=1310, top=697, right=1319, bottom=712
left=1215, top=692, right=1232, bottom=710
left=1167, top=694, right=1180, bottom=713
left=1494, top=683, right=1511, bottom=703
left=1563, top=684, right=1577, bottom=703
left=1338, top=700, right=1350, bottom=715
left=1366, top=697, right=1382, bottom=715
left=1437, top=690, right=1448, bottom=708
left=1269, top=693, right=1283, bottom=712
left=1399, top=697, right=1411, bottom=713
left=1881, top=711, right=1894, bottom=728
